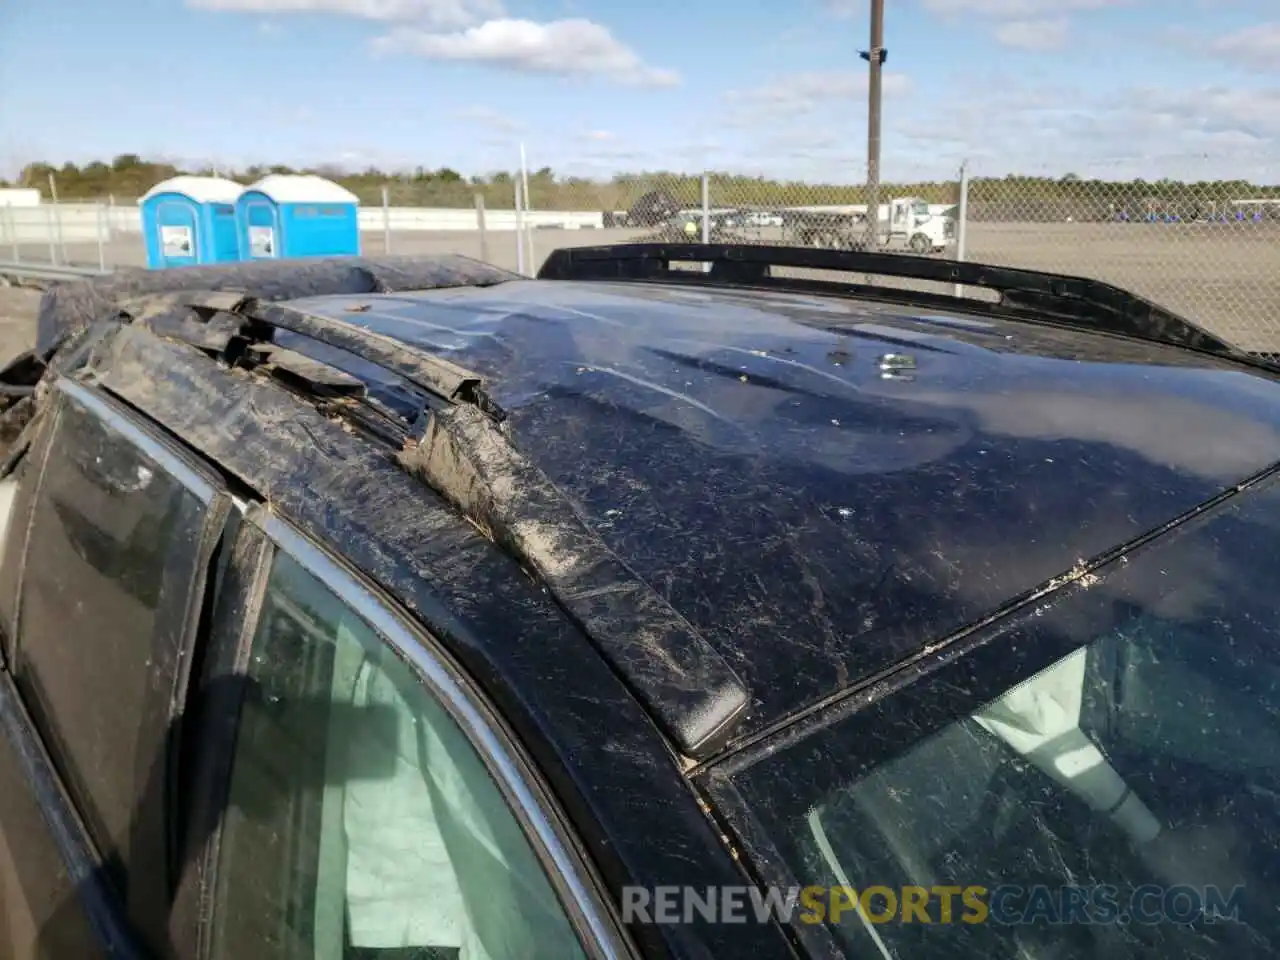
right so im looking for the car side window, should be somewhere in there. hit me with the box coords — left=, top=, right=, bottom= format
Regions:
left=12, top=380, right=221, bottom=884
left=209, top=548, right=590, bottom=960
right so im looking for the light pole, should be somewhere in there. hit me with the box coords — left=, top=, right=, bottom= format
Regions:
left=861, top=0, right=886, bottom=248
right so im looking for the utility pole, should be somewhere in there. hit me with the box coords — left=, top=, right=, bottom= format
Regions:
left=861, top=0, right=886, bottom=247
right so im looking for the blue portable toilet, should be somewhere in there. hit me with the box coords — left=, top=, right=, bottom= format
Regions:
left=236, top=174, right=360, bottom=261
left=140, top=176, right=244, bottom=269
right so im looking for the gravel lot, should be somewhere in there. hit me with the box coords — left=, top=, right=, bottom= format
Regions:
left=6, top=219, right=1279, bottom=354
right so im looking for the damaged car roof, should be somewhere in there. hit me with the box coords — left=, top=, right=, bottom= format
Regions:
left=265, top=278, right=1280, bottom=737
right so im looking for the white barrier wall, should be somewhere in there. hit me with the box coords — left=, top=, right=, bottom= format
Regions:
left=0, top=189, right=41, bottom=208
left=0, top=204, right=114, bottom=243
left=0, top=203, right=605, bottom=241
left=361, top=208, right=605, bottom=232
left=0, top=201, right=957, bottom=245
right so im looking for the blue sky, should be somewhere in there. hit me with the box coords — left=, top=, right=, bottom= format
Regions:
left=1, top=0, right=1277, bottom=183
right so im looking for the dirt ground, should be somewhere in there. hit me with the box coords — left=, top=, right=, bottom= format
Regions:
left=6, top=219, right=1280, bottom=354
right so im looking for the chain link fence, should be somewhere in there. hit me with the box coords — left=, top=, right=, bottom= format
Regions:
left=0, top=201, right=129, bottom=271
left=516, top=162, right=1280, bottom=352
left=957, top=165, right=1280, bottom=351
left=518, top=171, right=966, bottom=298
left=5, top=160, right=1277, bottom=352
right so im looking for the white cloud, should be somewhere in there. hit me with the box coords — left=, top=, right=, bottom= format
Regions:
left=583, top=129, right=614, bottom=141
left=994, top=17, right=1069, bottom=49
left=725, top=69, right=912, bottom=122
left=896, top=80, right=1280, bottom=180
left=187, top=0, right=502, bottom=26
left=1130, top=85, right=1280, bottom=141
left=920, top=0, right=1126, bottom=50
left=704, top=73, right=1280, bottom=185
left=829, top=0, right=1127, bottom=22
left=1211, top=22, right=1280, bottom=72
left=453, top=104, right=523, bottom=132
left=370, top=18, right=679, bottom=86
left=823, top=0, right=863, bottom=19
left=923, top=0, right=1126, bottom=13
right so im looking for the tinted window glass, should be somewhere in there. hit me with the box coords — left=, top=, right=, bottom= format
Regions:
left=721, top=479, right=1280, bottom=959
left=210, top=550, right=587, bottom=960
left=15, top=387, right=214, bottom=871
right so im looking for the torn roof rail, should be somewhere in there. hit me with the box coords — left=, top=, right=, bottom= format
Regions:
left=176, top=291, right=508, bottom=423
left=537, top=242, right=1245, bottom=361
left=242, top=343, right=367, bottom=397
left=36, top=254, right=521, bottom=361
left=397, top=403, right=750, bottom=761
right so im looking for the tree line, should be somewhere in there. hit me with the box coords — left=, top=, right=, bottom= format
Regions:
left=5, top=156, right=1277, bottom=221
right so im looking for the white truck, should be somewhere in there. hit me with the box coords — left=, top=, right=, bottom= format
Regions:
left=881, top=196, right=955, bottom=254
left=786, top=196, right=955, bottom=255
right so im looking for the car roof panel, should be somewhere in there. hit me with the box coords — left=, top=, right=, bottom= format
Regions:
left=279, top=279, right=1280, bottom=736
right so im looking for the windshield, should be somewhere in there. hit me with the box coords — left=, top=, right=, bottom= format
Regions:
left=706, top=474, right=1280, bottom=959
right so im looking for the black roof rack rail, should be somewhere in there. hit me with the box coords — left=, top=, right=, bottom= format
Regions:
left=398, top=404, right=750, bottom=761
left=537, top=242, right=1243, bottom=361
left=170, top=290, right=508, bottom=423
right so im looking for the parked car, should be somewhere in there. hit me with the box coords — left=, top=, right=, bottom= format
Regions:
left=627, top=189, right=682, bottom=228
left=740, top=209, right=785, bottom=228
left=3, top=245, right=1280, bottom=960
left=637, top=212, right=750, bottom=244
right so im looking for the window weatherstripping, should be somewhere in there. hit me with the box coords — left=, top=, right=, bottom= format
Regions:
left=252, top=510, right=626, bottom=958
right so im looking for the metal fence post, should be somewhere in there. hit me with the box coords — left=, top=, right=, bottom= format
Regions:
left=96, top=202, right=107, bottom=272
left=475, top=193, right=489, bottom=264
left=381, top=186, right=392, bottom=255
left=3, top=206, right=17, bottom=263
left=520, top=143, right=534, bottom=272
left=46, top=205, right=58, bottom=265
left=515, top=180, right=527, bottom=276
left=6, top=206, right=17, bottom=263
left=56, top=202, right=67, bottom=265
left=700, top=172, right=711, bottom=243
left=525, top=213, right=536, bottom=275
left=954, top=160, right=970, bottom=297
left=700, top=172, right=711, bottom=272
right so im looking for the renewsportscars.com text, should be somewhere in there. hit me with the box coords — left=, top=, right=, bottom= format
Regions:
left=621, top=884, right=1246, bottom=927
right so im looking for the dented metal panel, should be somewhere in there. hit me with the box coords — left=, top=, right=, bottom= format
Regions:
left=35, top=254, right=520, bottom=360
left=237, top=279, right=1280, bottom=737
left=33, top=259, right=1280, bottom=744
left=245, top=301, right=504, bottom=420
left=76, top=324, right=793, bottom=958
left=398, top=404, right=750, bottom=759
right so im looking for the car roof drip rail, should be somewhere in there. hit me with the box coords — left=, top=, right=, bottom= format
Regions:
left=397, top=403, right=751, bottom=761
